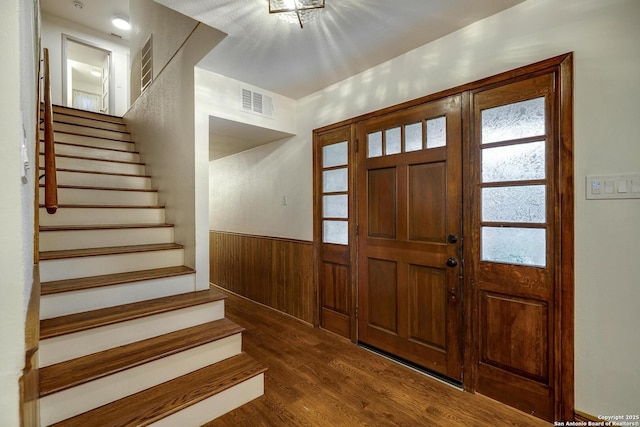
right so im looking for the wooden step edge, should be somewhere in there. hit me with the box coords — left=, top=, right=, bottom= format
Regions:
left=39, top=184, right=157, bottom=193
left=41, top=265, right=192, bottom=296
left=40, top=289, right=227, bottom=340
left=40, top=243, right=183, bottom=261
left=49, top=353, right=266, bottom=427
left=49, top=111, right=126, bottom=126
left=39, top=318, right=244, bottom=397
left=42, top=129, right=133, bottom=143
left=41, top=121, right=130, bottom=135
left=39, top=167, right=151, bottom=179
left=43, top=103, right=125, bottom=123
left=40, top=153, right=145, bottom=166
left=40, top=223, right=173, bottom=232
left=40, top=140, right=139, bottom=155
left=39, top=204, right=164, bottom=209
left=51, top=118, right=128, bottom=133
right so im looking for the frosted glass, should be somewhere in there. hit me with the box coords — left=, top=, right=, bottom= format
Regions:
left=323, top=168, right=348, bottom=193
left=482, top=185, right=546, bottom=223
left=385, top=127, right=401, bottom=155
left=323, top=194, right=348, bottom=218
left=482, top=227, right=546, bottom=267
left=426, top=117, right=446, bottom=148
left=368, top=131, right=382, bottom=158
left=323, top=220, right=348, bottom=245
left=482, top=97, right=545, bottom=144
left=482, top=141, right=545, bottom=183
left=405, top=122, right=422, bottom=152
left=323, top=141, right=348, bottom=168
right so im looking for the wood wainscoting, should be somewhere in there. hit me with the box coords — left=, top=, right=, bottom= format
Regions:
left=210, top=231, right=315, bottom=324
left=21, top=265, right=40, bottom=427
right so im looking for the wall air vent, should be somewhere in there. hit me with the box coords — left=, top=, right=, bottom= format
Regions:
left=241, top=88, right=273, bottom=117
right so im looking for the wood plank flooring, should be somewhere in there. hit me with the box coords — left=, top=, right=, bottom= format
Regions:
left=207, top=288, right=551, bottom=427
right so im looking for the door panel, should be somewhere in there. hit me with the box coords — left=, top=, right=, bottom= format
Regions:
left=357, top=95, right=463, bottom=380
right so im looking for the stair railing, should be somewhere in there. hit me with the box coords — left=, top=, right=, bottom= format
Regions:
left=42, top=48, right=58, bottom=214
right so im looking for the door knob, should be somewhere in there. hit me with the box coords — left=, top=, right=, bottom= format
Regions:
left=446, top=257, right=458, bottom=267
left=447, top=234, right=458, bottom=244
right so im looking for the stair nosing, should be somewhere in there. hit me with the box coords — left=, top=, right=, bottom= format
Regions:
left=50, top=119, right=129, bottom=133
left=40, top=243, right=183, bottom=261
left=40, top=141, right=139, bottom=155
left=40, top=223, right=173, bottom=232
left=41, top=265, right=192, bottom=295
left=47, top=353, right=266, bottom=427
left=40, top=153, right=145, bottom=166
left=39, top=318, right=244, bottom=397
left=39, top=204, right=164, bottom=209
left=40, top=167, right=151, bottom=178
left=41, top=121, right=130, bottom=135
left=40, top=289, right=228, bottom=340
left=39, top=184, right=157, bottom=193
left=43, top=129, right=133, bottom=143
left=43, top=104, right=125, bottom=124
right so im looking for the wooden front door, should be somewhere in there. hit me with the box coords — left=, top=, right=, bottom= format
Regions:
left=356, top=95, right=463, bottom=380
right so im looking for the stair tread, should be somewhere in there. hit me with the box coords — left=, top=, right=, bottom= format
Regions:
left=40, top=243, right=183, bottom=260
left=44, top=104, right=125, bottom=124
left=40, top=223, right=173, bottom=232
left=41, top=167, right=151, bottom=178
left=51, top=119, right=128, bottom=133
left=39, top=184, right=157, bottom=193
left=41, top=265, right=193, bottom=295
left=50, top=352, right=266, bottom=427
left=41, top=289, right=227, bottom=339
left=41, top=128, right=132, bottom=143
left=39, top=204, right=164, bottom=209
left=42, top=120, right=130, bottom=134
left=40, top=318, right=244, bottom=397
left=40, top=152, right=144, bottom=166
left=40, top=140, right=138, bottom=154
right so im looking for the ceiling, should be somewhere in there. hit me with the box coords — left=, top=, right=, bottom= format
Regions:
left=209, top=117, right=293, bottom=160
left=41, top=0, right=131, bottom=41
left=157, top=0, right=525, bottom=100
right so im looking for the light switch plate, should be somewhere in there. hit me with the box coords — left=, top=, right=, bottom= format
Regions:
left=587, top=174, right=640, bottom=199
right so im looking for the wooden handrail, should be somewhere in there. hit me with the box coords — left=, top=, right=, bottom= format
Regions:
left=43, top=48, right=58, bottom=214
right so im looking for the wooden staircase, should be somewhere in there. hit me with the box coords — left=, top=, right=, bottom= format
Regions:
left=38, top=105, right=265, bottom=426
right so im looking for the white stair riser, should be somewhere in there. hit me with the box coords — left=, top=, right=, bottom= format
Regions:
left=39, top=301, right=226, bottom=367
left=53, top=170, right=151, bottom=190
left=51, top=115, right=128, bottom=132
left=39, top=187, right=157, bottom=206
left=50, top=106, right=124, bottom=123
left=41, top=155, right=145, bottom=175
left=40, top=142, right=140, bottom=163
left=46, top=133, right=134, bottom=151
left=150, top=374, right=264, bottom=427
left=40, top=249, right=184, bottom=282
left=40, top=334, right=242, bottom=426
left=43, top=123, right=131, bottom=141
left=40, top=273, right=193, bottom=319
left=39, top=207, right=164, bottom=226
left=40, top=227, right=173, bottom=252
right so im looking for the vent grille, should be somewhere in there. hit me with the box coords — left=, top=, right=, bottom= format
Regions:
left=241, top=89, right=273, bottom=117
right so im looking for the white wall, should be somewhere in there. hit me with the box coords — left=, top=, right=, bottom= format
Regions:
left=0, top=0, right=38, bottom=424
left=41, top=13, right=129, bottom=116
left=208, top=0, right=640, bottom=416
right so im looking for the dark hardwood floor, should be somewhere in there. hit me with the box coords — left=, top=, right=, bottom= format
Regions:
left=206, top=288, right=550, bottom=427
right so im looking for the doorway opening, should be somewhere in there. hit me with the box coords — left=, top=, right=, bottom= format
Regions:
left=62, top=36, right=113, bottom=114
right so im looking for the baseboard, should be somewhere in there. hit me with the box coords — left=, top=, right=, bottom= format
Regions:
left=21, top=265, right=40, bottom=427
left=575, top=410, right=598, bottom=422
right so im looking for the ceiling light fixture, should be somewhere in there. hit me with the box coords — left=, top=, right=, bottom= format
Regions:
left=269, top=0, right=325, bottom=28
left=73, top=1, right=84, bottom=9
left=111, top=16, right=131, bottom=31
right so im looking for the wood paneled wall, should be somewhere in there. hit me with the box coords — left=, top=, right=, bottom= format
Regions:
left=210, top=231, right=315, bottom=324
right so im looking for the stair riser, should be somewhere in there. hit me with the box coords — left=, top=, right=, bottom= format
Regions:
left=40, top=155, right=145, bottom=175
left=39, top=207, right=164, bottom=226
left=40, top=249, right=184, bottom=282
left=40, top=227, right=173, bottom=252
left=46, top=106, right=125, bottom=124
left=42, top=123, right=131, bottom=141
left=40, top=273, right=193, bottom=319
left=45, top=133, right=134, bottom=151
left=40, top=142, right=140, bottom=162
left=39, top=301, right=226, bottom=367
left=50, top=115, right=128, bottom=132
left=40, top=334, right=242, bottom=426
left=53, top=170, right=152, bottom=190
left=39, top=187, right=158, bottom=206
left=150, top=374, right=265, bottom=427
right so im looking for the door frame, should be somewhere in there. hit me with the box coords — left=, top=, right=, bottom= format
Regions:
left=61, top=34, right=115, bottom=114
left=312, top=53, right=573, bottom=420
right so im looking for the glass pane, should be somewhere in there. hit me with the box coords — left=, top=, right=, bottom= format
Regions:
left=482, top=227, right=546, bottom=267
left=482, top=97, right=545, bottom=144
left=368, top=131, right=382, bottom=158
left=323, top=220, right=348, bottom=245
left=385, top=127, right=401, bottom=155
left=482, top=185, right=546, bottom=223
left=405, top=122, right=422, bottom=152
left=323, top=194, right=348, bottom=218
left=426, top=117, right=446, bottom=148
left=482, top=141, right=545, bottom=183
left=323, top=141, right=348, bottom=168
left=323, top=168, right=348, bottom=193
